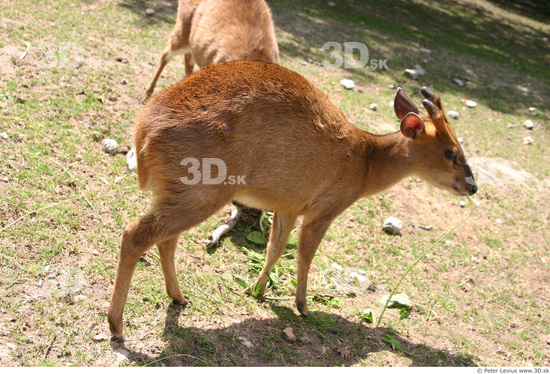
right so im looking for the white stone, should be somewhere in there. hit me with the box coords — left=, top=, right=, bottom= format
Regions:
left=145, top=8, right=155, bottom=15
left=369, top=103, right=378, bottom=111
left=332, top=263, right=343, bottom=271
left=237, top=336, right=254, bottom=348
left=327, top=1, right=336, bottom=6
left=523, top=136, right=534, bottom=145
left=465, top=100, right=477, bottom=108
left=0, top=132, right=8, bottom=140
left=447, top=110, right=459, bottom=119
left=420, top=48, right=431, bottom=54
left=382, top=217, right=402, bottom=235
left=523, top=120, right=534, bottom=129
left=458, top=137, right=464, bottom=143
left=340, top=79, right=355, bottom=90
left=413, top=65, right=425, bottom=76
left=453, top=78, right=464, bottom=87
left=102, top=139, right=119, bottom=155
left=404, top=69, right=419, bottom=79
left=349, top=272, right=368, bottom=283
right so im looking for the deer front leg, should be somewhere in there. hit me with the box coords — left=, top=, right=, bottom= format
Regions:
left=295, top=216, right=333, bottom=316
left=255, top=212, right=297, bottom=295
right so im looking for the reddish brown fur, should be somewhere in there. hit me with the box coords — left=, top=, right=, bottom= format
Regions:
left=109, top=61, right=477, bottom=340
left=142, top=0, right=279, bottom=103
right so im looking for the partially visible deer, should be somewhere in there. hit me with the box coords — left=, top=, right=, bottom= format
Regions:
left=109, top=61, right=477, bottom=340
left=141, top=0, right=279, bottom=103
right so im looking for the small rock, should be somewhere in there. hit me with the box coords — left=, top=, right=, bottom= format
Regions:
left=74, top=295, right=87, bottom=302
left=340, top=79, right=355, bottom=90
left=383, top=217, right=402, bottom=235
left=447, top=110, right=459, bottom=119
left=369, top=103, right=378, bottom=111
left=495, top=219, right=503, bottom=224
left=419, top=225, right=432, bottom=230
left=420, top=48, right=431, bottom=54
left=2, top=176, right=8, bottom=183
left=327, top=1, right=336, bottom=6
left=528, top=107, right=536, bottom=113
left=523, top=136, right=534, bottom=145
left=349, top=272, right=368, bottom=283
left=282, top=327, right=296, bottom=342
left=404, top=69, right=419, bottom=80
left=458, top=137, right=464, bottom=143
left=102, top=139, right=119, bottom=155
left=121, top=79, right=128, bottom=85
left=421, top=58, right=428, bottom=64
left=465, top=100, right=477, bottom=108
left=0, top=132, right=8, bottom=140
left=523, top=120, right=534, bottom=129
left=453, top=78, right=464, bottom=87
left=126, top=147, right=137, bottom=171
left=92, top=334, right=108, bottom=343
left=237, top=336, right=254, bottom=348
left=413, top=65, right=425, bottom=76
left=388, top=84, right=396, bottom=89
left=460, top=201, right=466, bottom=208
left=145, top=8, right=155, bottom=16
left=332, top=263, right=343, bottom=271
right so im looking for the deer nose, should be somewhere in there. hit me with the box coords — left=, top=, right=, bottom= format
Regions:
left=470, top=183, right=478, bottom=195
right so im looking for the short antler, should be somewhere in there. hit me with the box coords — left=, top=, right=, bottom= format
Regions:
left=422, top=99, right=440, bottom=117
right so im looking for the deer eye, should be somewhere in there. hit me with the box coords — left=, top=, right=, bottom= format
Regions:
left=445, top=150, right=457, bottom=161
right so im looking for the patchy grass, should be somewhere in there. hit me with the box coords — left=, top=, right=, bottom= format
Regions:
left=1, top=0, right=549, bottom=367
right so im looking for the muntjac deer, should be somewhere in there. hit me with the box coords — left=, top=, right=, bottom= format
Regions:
left=141, top=0, right=279, bottom=103
left=109, top=61, right=477, bottom=340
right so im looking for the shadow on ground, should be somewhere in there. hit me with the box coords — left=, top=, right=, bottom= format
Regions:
left=112, top=304, right=477, bottom=367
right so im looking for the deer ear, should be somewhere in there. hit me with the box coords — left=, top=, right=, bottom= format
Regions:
left=394, top=87, right=419, bottom=120
left=400, top=113, right=425, bottom=139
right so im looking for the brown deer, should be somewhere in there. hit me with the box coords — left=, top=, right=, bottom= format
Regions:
left=141, top=0, right=279, bottom=103
left=109, top=61, right=477, bottom=340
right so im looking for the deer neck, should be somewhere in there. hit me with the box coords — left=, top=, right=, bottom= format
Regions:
left=362, top=131, right=413, bottom=196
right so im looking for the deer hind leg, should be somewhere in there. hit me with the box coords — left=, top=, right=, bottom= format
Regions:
left=157, top=236, right=186, bottom=305
left=142, top=33, right=190, bottom=104
left=184, top=53, right=196, bottom=76
left=295, top=216, right=333, bottom=316
left=108, top=193, right=232, bottom=340
left=255, top=212, right=297, bottom=295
